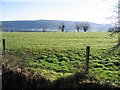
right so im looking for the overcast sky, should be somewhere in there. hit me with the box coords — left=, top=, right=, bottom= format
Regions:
left=1, top=0, right=118, bottom=24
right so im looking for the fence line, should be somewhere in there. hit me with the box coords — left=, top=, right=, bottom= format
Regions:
left=2, top=39, right=91, bottom=73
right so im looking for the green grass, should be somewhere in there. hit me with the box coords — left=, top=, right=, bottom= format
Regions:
left=2, top=32, right=120, bottom=86
left=3, top=32, right=117, bottom=50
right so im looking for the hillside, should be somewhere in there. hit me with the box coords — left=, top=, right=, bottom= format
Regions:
left=2, top=20, right=111, bottom=32
left=2, top=32, right=120, bottom=89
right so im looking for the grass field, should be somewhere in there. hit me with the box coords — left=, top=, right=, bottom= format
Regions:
left=3, top=32, right=118, bottom=49
left=2, top=32, right=120, bottom=88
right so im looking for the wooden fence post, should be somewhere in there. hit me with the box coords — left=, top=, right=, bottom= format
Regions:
left=85, top=46, right=90, bottom=73
left=3, top=39, right=5, bottom=55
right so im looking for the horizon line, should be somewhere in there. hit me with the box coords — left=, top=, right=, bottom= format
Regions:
left=1, top=19, right=111, bottom=24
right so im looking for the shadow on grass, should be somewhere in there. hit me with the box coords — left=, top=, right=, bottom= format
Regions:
left=2, top=65, right=120, bottom=90
left=2, top=69, right=50, bottom=89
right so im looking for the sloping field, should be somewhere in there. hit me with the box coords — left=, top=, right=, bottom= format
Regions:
left=2, top=32, right=117, bottom=49
left=2, top=32, right=120, bottom=89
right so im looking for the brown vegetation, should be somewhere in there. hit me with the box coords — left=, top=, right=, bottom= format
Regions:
left=2, top=62, right=120, bottom=90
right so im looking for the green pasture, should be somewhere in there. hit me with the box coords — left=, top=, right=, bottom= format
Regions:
left=2, top=32, right=117, bottom=50
left=2, top=32, right=120, bottom=85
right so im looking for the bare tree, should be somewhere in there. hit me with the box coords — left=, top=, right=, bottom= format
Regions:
left=59, top=23, right=65, bottom=32
left=112, top=0, right=120, bottom=47
left=81, top=23, right=90, bottom=32
left=75, top=22, right=81, bottom=32
left=42, top=28, right=46, bottom=32
left=107, top=0, right=120, bottom=51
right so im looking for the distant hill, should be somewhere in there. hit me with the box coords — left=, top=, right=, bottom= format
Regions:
left=2, top=20, right=111, bottom=32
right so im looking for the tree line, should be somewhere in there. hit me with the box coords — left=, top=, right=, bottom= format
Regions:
left=58, top=22, right=90, bottom=32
